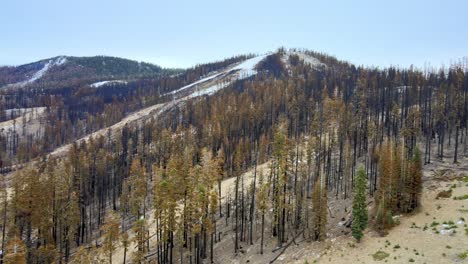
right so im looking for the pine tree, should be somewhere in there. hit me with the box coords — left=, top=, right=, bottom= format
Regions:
left=3, top=236, right=26, bottom=264
left=352, top=166, right=368, bottom=242
left=128, top=158, right=147, bottom=218
left=256, top=170, right=269, bottom=254
left=100, top=211, right=120, bottom=264
left=272, top=122, right=289, bottom=246
left=73, top=246, right=92, bottom=264
left=311, top=175, right=327, bottom=241
left=374, top=141, right=394, bottom=233
left=132, top=219, right=147, bottom=264
left=120, top=232, right=129, bottom=264
left=406, top=148, right=422, bottom=212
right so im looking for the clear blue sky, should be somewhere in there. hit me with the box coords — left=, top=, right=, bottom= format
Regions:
left=1, top=0, right=467, bottom=69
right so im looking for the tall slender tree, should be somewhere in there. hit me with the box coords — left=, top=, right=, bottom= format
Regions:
left=352, top=166, right=368, bottom=242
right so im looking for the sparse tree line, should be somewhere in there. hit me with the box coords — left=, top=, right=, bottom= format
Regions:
left=0, top=50, right=466, bottom=263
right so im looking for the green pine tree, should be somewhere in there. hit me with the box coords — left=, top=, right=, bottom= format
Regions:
left=352, top=166, right=368, bottom=242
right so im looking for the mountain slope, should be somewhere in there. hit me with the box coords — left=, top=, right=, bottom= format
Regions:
left=50, top=53, right=274, bottom=157
left=0, top=55, right=174, bottom=89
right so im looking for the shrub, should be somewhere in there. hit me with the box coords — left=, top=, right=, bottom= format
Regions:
left=373, top=251, right=390, bottom=261
left=458, top=252, right=468, bottom=260
left=436, top=189, right=452, bottom=199
left=454, top=194, right=468, bottom=200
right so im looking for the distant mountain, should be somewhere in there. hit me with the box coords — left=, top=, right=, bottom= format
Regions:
left=0, top=55, right=178, bottom=89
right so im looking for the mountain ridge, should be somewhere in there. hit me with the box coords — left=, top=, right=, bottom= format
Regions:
left=0, top=55, right=175, bottom=89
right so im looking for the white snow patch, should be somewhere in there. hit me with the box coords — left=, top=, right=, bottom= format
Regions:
left=168, top=72, right=224, bottom=95
left=28, top=61, right=51, bottom=83
left=230, top=54, right=268, bottom=78
left=167, top=54, right=267, bottom=97
left=90, top=80, right=128, bottom=88
left=55, top=56, right=67, bottom=66
left=188, top=82, right=230, bottom=98
left=281, top=50, right=325, bottom=69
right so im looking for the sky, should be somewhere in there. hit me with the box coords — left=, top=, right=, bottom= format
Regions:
left=1, top=0, right=467, bottom=69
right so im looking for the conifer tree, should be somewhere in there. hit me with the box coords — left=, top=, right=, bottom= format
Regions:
left=132, top=219, right=147, bottom=264
left=128, top=158, right=147, bottom=218
left=120, top=232, right=129, bottom=264
left=311, top=175, right=327, bottom=241
left=3, top=236, right=26, bottom=264
left=406, top=148, right=422, bottom=212
left=375, top=141, right=394, bottom=233
left=73, top=246, right=92, bottom=264
left=100, top=211, right=120, bottom=264
left=256, top=169, right=269, bottom=254
left=352, top=166, right=368, bottom=242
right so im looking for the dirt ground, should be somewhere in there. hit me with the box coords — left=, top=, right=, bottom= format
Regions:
left=0, top=107, right=46, bottom=139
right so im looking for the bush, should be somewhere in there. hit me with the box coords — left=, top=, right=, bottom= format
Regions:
left=436, top=189, right=452, bottom=199
left=458, top=252, right=468, bottom=260
left=372, top=251, right=390, bottom=261
left=453, top=194, right=468, bottom=200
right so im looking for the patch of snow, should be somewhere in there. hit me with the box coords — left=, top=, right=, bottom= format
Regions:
left=188, top=82, right=230, bottom=98
left=282, top=50, right=325, bottom=69
left=26, top=61, right=53, bottom=84
left=456, top=220, right=465, bottom=225
left=292, top=51, right=325, bottom=67
left=168, top=72, right=224, bottom=95
left=27, top=57, right=68, bottom=84
left=230, top=54, right=268, bottom=79
left=55, top=56, right=67, bottom=66
left=167, top=54, right=267, bottom=97
left=90, top=80, right=128, bottom=88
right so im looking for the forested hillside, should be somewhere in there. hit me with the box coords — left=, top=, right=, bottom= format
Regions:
left=0, top=54, right=249, bottom=167
left=0, top=48, right=467, bottom=263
